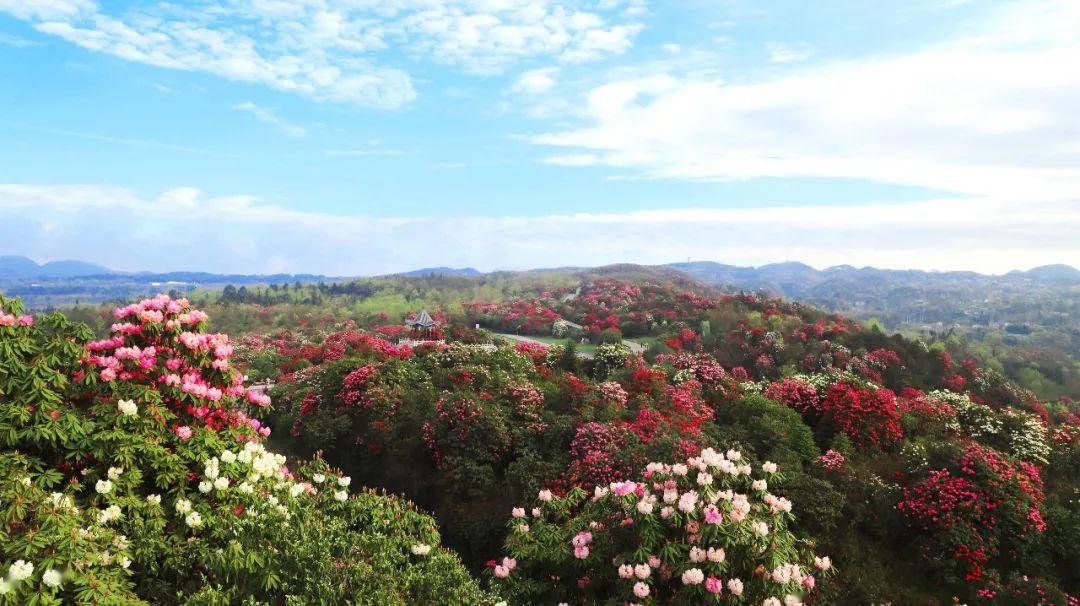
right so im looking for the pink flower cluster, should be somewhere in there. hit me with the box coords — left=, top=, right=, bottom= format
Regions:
left=595, top=381, right=630, bottom=407
left=0, top=313, right=33, bottom=327
left=113, top=293, right=208, bottom=329
left=493, top=557, right=517, bottom=578
left=495, top=447, right=830, bottom=604
left=656, top=353, right=727, bottom=386
left=88, top=294, right=272, bottom=440
left=817, top=450, right=846, bottom=473
left=572, top=531, right=593, bottom=559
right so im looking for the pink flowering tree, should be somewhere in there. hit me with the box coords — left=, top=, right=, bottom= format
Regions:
left=492, top=447, right=832, bottom=605
left=85, top=293, right=272, bottom=441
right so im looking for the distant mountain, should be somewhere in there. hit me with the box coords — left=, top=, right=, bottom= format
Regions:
left=0, top=256, right=333, bottom=308
left=667, top=261, right=1080, bottom=295
left=1007, top=264, right=1080, bottom=282
left=0, top=255, right=112, bottom=279
left=394, top=267, right=480, bottom=277
left=665, top=260, right=1080, bottom=357
left=0, top=256, right=41, bottom=279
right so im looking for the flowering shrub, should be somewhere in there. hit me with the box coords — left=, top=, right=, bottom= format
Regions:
left=816, top=450, right=846, bottom=474
left=0, top=295, right=489, bottom=605
left=655, top=353, right=728, bottom=392
left=493, top=448, right=832, bottom=605
left=818, top=383, right=904, bottom=448
left=937, top=391, right=1052, bottom=463
left=897, top=443, right=1046, bottom=584
left=568, top=422, right=642, bottom=487
left=764, top=378, right=820, bottom=413
left=592, top=343, right=631, bottom=379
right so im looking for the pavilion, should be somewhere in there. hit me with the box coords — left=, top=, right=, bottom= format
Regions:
left=406, top=310, right=439, bottom=335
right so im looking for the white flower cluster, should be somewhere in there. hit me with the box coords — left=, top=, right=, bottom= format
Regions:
left=952, top=398, right=1003, bottom=440
left=45, top=492, right=76, bottom=512
left=1000, top=408, right=1051, bottom=464
left=98, top=504, right=122, bottom=523
left=116, top=399, right=138, bottom=416
left=410, top=544, right=432, bottom=556
left=172, top=441, right=353, bottom=533
left=2, top=560, right=63, bottom=594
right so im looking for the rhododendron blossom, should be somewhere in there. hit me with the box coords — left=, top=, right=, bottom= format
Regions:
left=493, top=448, right=831, bottom=604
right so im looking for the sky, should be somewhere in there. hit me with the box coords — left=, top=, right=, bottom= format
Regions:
left=0, top=0, right=1078, bottom=276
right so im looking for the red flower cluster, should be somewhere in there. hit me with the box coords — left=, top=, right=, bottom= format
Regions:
left=897, top=388, right=958, bottom=419
left=340, top=364, right=379, bottom=406
left=663, top=328, right=701, bottom=352
left=568, top=421, right=638, bottom=487
left=764, top=377, right=820, bottom=413
left=898, top=443, right=1047, bottom=583
left=819, top=383, right=904, bottom=448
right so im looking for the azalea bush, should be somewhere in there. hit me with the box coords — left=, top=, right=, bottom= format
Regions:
left=0, top=294, right=489, bottom=605
left=492, top=448, right=832, bottom=605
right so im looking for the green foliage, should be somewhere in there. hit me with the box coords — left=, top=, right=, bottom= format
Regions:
left=0, top=294, right=489, bottom=605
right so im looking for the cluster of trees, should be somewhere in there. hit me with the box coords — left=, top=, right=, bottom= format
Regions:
left=237, top=276, right=1078, bottom=604
left=0, top=294, right=490, bottom=605
left=54, top=266, right=1080, bottom=403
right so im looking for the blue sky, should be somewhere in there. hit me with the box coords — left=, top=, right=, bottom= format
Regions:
left=0, top=0, right=1077, bottom=275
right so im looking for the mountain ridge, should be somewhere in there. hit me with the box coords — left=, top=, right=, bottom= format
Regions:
left=4, top=253, right=1076, bottom=283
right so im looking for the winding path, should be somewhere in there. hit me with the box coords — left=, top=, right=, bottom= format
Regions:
left=494, top=333, right=647, bottom=359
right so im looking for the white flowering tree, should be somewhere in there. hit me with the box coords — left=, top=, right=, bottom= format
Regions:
left=491, top=448, right=832, bottom=605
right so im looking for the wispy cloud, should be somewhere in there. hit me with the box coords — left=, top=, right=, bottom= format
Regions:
left=324, top=140, right=405, bottom=156
left=150, top=82, right=181, bottom=95
left=1, top=1, right=646, bottom=108
left=0, top=33, right=40, bottom=48
left=231, top=102, right=308, bottom=138
left=511, top=68, right=560, bottom=95
left=0, top=122, right=234, bottom=158
left=765, top=42, right=812, bottom=63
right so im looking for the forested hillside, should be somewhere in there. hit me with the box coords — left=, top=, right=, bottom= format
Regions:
left=8, top=268, right=1078, bottom=604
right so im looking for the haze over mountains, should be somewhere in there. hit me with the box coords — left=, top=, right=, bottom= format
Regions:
left=5, top=251, right=1078, bottom=372
left=3, top=254, right=1077, bottom=297
left=4, top=254, right=1077, bottom=286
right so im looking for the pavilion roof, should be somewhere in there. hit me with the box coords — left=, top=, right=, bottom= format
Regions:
left=408, top=309, right=438, bottom=328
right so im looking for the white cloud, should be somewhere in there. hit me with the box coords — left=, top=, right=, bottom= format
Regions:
left=150, top=82, right=180, bottom=95
left=529, top=0, right=1080, bottom=200
left=511, top=67, right=560, bottom=94
left=2, top=1, right=645, bottom=107
left=0, top=0, right=92, bottom=20
left=0, top=184, right=1076, bottom=275
left=765, top=42, right=811, bottom=63
left=0, top=33, right=41, bottom=48
left=9, top=124, right=233, bottom=157
left=231, top=102, right=308, bottom=137
left=324, top=148, right=405, bottom=156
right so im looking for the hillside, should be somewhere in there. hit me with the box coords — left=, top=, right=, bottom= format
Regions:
left=228, top=272, right=1079, bottom=603
left=8, top=272, right=1080, bottom=604
left=667, top=261, right=1080, bottom=400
